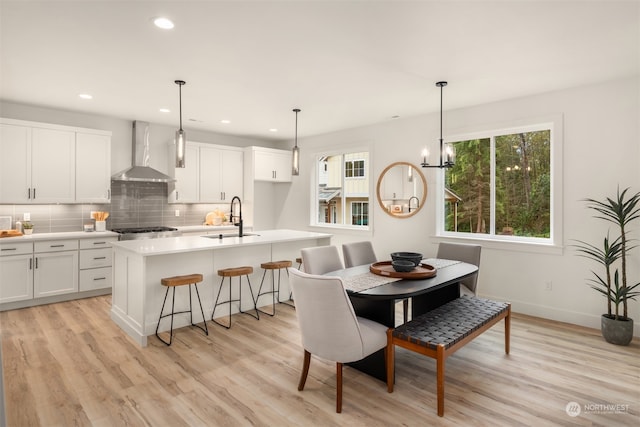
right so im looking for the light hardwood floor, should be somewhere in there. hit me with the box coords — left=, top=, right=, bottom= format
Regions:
left=1, top=295, right=639, bottom=426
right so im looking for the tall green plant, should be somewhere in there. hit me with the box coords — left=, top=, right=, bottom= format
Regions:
left=575, top=187, right=640, bottom=319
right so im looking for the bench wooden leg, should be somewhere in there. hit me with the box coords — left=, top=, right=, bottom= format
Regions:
left=505, top=306, right=511, bottom=354
left=436, top=344, right=445, bottom=417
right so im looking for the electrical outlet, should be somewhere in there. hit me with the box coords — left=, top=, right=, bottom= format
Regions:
left=23, top=212, right=30, bottom=221
left=175, top=209, right=180, bottom=217
left=544, top=281, right=553, bottom=291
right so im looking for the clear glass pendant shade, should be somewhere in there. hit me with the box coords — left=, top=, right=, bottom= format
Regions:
left=175, top=129, right=186, bottom=168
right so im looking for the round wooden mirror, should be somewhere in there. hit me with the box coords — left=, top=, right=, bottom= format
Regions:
left=376, top=162, right=427, bottom=218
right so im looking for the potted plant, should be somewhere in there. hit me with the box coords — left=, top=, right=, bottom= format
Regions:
left=574, top=186, right=640, bottom=345
left=22, top=221, right=33, bottom=235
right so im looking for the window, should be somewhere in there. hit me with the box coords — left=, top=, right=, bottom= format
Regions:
left=313, top=151, right=370, bottom=229
left=442, top=122, right=557, bottom=244
left=345, top=159, right=365, bottom=178
left=351, top=201, right=369, bottom=226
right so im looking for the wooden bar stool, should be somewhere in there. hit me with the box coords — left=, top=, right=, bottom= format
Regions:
left=155, top=273, right=208, bottom=346
left=212, top=266, right=259, bottom=329
left=256, top=260, right=292, bottom=315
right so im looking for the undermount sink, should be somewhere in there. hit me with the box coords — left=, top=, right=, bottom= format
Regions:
left=202, top=233, right=260, bottom=239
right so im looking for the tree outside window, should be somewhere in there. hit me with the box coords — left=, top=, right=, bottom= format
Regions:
left=444, top=128, right=551, bottom=240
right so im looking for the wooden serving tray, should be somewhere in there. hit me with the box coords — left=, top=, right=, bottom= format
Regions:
left=370, top=261, right=436, bottom=279
left=0, top=230, right=23, bottom=238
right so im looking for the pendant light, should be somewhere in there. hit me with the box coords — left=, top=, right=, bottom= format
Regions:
left=421, top=81, right=455, bottom=169
left=292, top=108, right=301, bottom=176
left=175, top=80, right=187, bottom=168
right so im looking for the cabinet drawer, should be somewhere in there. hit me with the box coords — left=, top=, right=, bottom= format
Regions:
left=79, top=267, right=112, bottom=291
left=80, top=248, right=112, bottom=269
left=34, top=239, right=78, bottom=253
left=0, top=241, right=33, bottom=256
left=79, top=237, right=117, bottom=249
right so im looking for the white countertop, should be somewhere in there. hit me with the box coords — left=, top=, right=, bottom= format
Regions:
left=0, top=230, right=119, bottom=242
left=110, top=229, right=332, bottom=256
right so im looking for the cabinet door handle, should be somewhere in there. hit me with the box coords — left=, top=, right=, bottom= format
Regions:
left=107, top=189, right=111, bottom=199
left=93, top=256, right=106, bottom=260
left=33, top=188, right=36, bottom=199
left=28, top=188, right=31, bottom=199
left=50, top=244, right=65, bottom=248
left=176, top=191, right=179, bottom=201
left=29, top=258, right=32, bottom=270
left=93, top=277, right=106, bottom=281
left=93, top=241, right=107, bottom=245
left=35, top=258, right=38, bottom=269
left=1, top=248, right=17, bottom=251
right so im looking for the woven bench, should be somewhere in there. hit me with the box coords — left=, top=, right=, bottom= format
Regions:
left=386, top=296, right=511, bottom=416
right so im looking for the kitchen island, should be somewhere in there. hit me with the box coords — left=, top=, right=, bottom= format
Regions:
left=110, top=229, right=331, bottom=346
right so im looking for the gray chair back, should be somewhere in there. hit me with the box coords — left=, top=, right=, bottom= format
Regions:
left=342, top=241, right=377, bottom=268
left=300, top=245, right=344, bottom=275
left=436, top=242, right=481, bottom=295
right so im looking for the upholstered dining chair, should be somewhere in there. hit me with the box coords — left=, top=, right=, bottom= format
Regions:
left=300, top=245, right=344, bottom=275
left=288, top=267, right=393, bottom=413
left=342, top=241, right=377, bottom=268
left=436, top=242, right=482, bottom=296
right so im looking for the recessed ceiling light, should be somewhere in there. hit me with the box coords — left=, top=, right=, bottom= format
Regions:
left=154, top=17, right=174, bottom=29
left=220, top=119, right=231, bottom=124
left=159, top=108, right=170, bottom=113
left=79, top=93, right=93, bottom=100
left=269, top=128, right=278, bottom=132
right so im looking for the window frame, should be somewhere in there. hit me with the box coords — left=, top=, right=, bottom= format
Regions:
left=310, top=145, right=372, bottom=232
left=435, top=115, right=563, bottom=253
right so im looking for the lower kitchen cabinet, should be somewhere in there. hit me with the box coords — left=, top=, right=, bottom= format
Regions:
left=33, top=250, right=78, bottom=298
left=0, top=236, right=116, bottom=311
left=0, top=251, right=34, bottom=304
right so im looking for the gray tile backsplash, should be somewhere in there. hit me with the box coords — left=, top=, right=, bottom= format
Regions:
left=3, top=181, right=232, bottom=233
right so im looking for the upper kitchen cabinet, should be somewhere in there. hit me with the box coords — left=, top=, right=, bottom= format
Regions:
left=76, top=132, right=111, bottom=203
left=247, top=146, right=292, bottom=183
left=0, top=118, right=111, bottom=204
left=168, top=141, right=243, bottom=203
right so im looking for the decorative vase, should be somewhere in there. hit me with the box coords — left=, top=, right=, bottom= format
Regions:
left=601, top=314, right=634, bottom=346
left=24, top=229, right=33, bottom=235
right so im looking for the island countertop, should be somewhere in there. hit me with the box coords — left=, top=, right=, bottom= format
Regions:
left=110, top=229, right=332, bottom=256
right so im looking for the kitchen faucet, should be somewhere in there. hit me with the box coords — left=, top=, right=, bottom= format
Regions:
left=230, top=196, right=243, bottom=237
left=408, top=196, right=420, bottom=213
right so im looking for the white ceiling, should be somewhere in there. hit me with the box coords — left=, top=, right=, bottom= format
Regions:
left=1, top=1, right=638, bottom=142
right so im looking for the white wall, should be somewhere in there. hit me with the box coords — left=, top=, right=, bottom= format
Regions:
left=277, top=76, right=640, bottom=335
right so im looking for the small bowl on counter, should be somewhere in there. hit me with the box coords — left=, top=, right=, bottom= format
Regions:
left=390, top=252, right=423, bottom=267
left=391, top=259, right=416, bottom=272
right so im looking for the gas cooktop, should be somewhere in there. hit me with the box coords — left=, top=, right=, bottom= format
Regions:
left=111, top=226, right=181, bottom=240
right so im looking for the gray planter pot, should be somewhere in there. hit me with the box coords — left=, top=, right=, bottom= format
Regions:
left=601, top=315, right=634, bottom=346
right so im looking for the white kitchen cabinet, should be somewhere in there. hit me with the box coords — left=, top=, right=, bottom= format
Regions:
left=251, top=147, right=292, bottom=182
left=79, top=237, right=116, bottom=292
left=76, top=132, right=112, bottom=203
left=200, top=145, right=243, bottom=202
left=0, top=118, right=112, bottom=204
left=168, top=143, right=199, bottom=203
left=0, top=242, right=34, bottom=304
left=0, top=123, right=31, bottom=203
left=169, top=142, right=243, bottom=203
left=33, top=239, right=79, bottom=298
left=31, top=127, right=76, bottom=203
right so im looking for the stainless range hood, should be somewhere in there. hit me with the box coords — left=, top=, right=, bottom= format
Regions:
left=111, top=121, right=175, bottom=182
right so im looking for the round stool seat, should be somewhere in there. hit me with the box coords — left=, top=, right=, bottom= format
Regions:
left=218, top=266, right=253, bottom=277
left=161, top=273, right=203, bottom=287
left=261, top=260, right=292, bottom=270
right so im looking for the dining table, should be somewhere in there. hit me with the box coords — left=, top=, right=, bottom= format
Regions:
left=327, top=258, right=479, bottom=381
